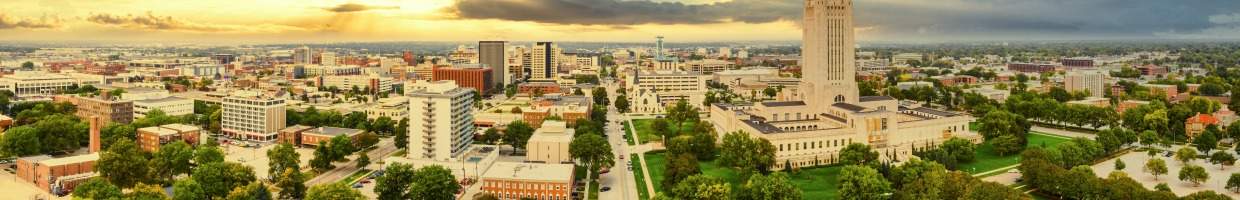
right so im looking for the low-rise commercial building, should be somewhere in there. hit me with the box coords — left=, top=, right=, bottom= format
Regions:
left=480, top=162, right=574, bottom=200
left=133, top=96, right=193, bottom=119
left=136, top=124, right=201, bottom=151
left=526, top=121, right=573, bottom=164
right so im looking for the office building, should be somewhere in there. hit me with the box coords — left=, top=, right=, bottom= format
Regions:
left=1060, top=58, right=1095, bottom=68
left=1007, top=63, right=1058, bottom=73
left=304, top=65, right=362, bottom=76
left=433, top=66, right=494, bottom=94
left=407, top=80, right=476, bottom=161
left=709, top=0, right=978, bottom=170
left=1065, top=70, right=1105, bottom=97
left=181, top=64, right=225, bottom=77
left=320, top=52, right=337, bottom=65
left=480, top=162, right=574, bottom=200
left=294, top=46, right=312, bottom=64
left=0, top=71, right=79, bottom=98
left=526, top=121, right=574, bottom=164
left=221, top=90, right=286, bottom=141
left=319, top=74, right=394, bottom=94
left=15, top=117, right=104, bottom=194
left=133, top=96, right=193, bottom=119
left=531, top=42, right=560, bottom=81
left=71, top=94, right=133, bottom=125
left=479, top=41, right=509, bottom=86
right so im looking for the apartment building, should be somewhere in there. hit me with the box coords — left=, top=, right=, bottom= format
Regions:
left=136, top=124, right=201, bottom=151
left=221, top=91, right=286, bottom=141
left=407, top=80, right=476, bottom=161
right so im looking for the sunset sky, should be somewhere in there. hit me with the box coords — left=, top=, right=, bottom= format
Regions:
left=1, top=0, right=1239, bottom=44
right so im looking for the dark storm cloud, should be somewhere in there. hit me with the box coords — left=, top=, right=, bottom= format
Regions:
left=324, top=3, right=399, bottom=13
left=443, top=0, right=1240, bottom=40
left=444, top=0, right=800, bottom=25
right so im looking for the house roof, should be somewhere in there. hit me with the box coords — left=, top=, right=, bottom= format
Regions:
left=1187, top=113, right=1220, bottom=125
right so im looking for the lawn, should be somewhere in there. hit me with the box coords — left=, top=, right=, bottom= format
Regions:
left=622, top=121, right=636, bottom=146
left=630, top=119, right=698, bottom=144
left=631, top=153, right=650, bottom=200
left=337, top=169, right=373, bottom=185
left=645, top=151, right=841, bottom=199
left=958, top=132, right=1072, bottom=175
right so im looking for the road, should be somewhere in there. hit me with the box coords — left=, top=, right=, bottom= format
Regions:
left=596, top=80, right=640, bottom=200
left=305, top=139, right=397, bottom=186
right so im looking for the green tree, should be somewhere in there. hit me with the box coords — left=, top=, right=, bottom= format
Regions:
left=662, top=153, right=701, bottom=192
left=129, top=183, right=171, bottom=200
left=409, top=165, right=461, bottom=200
left=840, top=143, right=879, bottom=166
left=1177, top=147, right=1199, bottom=164
left=941, top=138, right=975, bottom=162
left=1182, top=190, right=1232, bottom=200
left=718, top=131, right=776, bottom=177
left=356, top=152, right=370, bottom=170
left=839, top=165, right=893, bottom=200
left=649, top=119, right=672, bottom=142
left=274, top=169, right=307, bottom=200
left=1227, top=173, right=1240, bottom=193
left=502, top=121, right=535, bottom=153
left=504, top=85, right=517, bottom=98
left=737, top=172, right=802, bottom=200
left=1154, top=183, right=1171, bottom=192
left=310, top=141, right=334, bottom=171
left=192, top=162, right=257, bottom=199
left=1179, top=164, right=1210, bottom=187
left=990, top=135, right=1025, bottom=156
left=20, top=61, right=34, bottom=70
left=395, top=118, right=409, bottom=149
left=150, top=141, right=194, bottom=183
left=890, top=158, right=946, bottom=200
left=1114, top=159, right=1126, bottom=170
left=306, top=183, right=365, bottom=200
left=670, top=174, right=731, bottom=200
left=1195, top=127, right=1220, bottom=154
left=195, top=145, right=225, bottom=164
left=73, top=177, right=122, bottom=199
left=267, top=143, right=300, bottom=179
left=615, top=95, right=631, bottom=113
left=172, top=179, right=206, bottom=200
left=0, top=126, right=41, bottom=157
left=1209, top=151, right=1235, bottom=169
left=375, top=163, right=416, bottom=200
left=327, top=135, right=356, bottom=161
left=964, top=182, right=1029, bottom=200
left=978, top=110, right=1030, bottom=142
left=569, top=133, right=615, bottom=173
left=1145, top=158, right=1168, bottom=180
left=96, top=138, right=149, bottom=188
left=225, top=182, right=271, bottom=200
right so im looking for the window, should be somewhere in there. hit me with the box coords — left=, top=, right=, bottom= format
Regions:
left=834, top=95, right=845, bottom=102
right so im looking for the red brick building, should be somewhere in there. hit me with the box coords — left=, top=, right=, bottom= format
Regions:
left=433, top=67, right=494, bottom=94
left=1007, top=63, right=1059, bottom=73
left=517, top=82, right=563, bottom=96
left=1059, top=58, right=1095, bottom=68
left=136, top=124, right=201, bottom=152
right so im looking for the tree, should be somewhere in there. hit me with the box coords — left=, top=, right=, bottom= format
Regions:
left=356, top=152, right=370, bottom=170
left=763, top=87, right=778, bottom=98
left=306, top=183, right=365, bottom=200
left=20, top=61, right=34, bottom=70
left=192, top=162, right=257, bottom=199
left=1210, top=151, right=1236, bottom=169
left=649, top=119, right=673, bottom=143
left=737, top=172, right=802, bottom=200
left=274, top=169, right=307, bottom=200
left=1195, top=128, right=1220, bottom=154
left=73, top=178, right=122, bottom=200
left=130, top=183, right=171, bottom=200
left=670, top=174, right=731, bottom=200
left=267, top=143, right=300, bottom=179
left=1114, top=159, right=1126, bottom=170
left=570, top=133, right=615, bottom=174
left=1139, top=130, right=1160, bottom=147
left=889, top=158, right=946, bottom=200
left=662, top=153, right=701, bottom=192
left=964, top=182, right=1029, bottom=200
left=940, top=138, right=975, bottom=162
left=1227, top=173, right=1240, bottom=193
left=195, top=145, right=225, bottom=164
left=502, top=121, right=535, bottom=153
left=395, top=118, right=409, bottom=149
left=172, top=179, right=206, bottom=200
left=1179, top=165, right=1209, bottom=187
left=1154, top=183, right=1171, bottom=192
left=504, top=85, right=517, bottom=98
left=225, top=182, right=271, bottom=200
left=1177, top=147, right=1200, bottom=164
left=328, top=135, right=356, bottom=161
left=990, top=135, right=1025, bottom=156
left=977, top=110, right=1031, bottom=140
left=409, top=165, right=460, bottom=200
left=310, top=142, right=334, bottom=171
left=375, top=163, right=416, bottom=200
left=1182, top=190, right=1232, bottom=200
left=840, top=143, right=879, bottom=166
left=96, top=138, right=149, bottom=188
left=718, top=131, right=776, bottom=176
left=839, top=165, right=893, bottom=200
left=0, top=126, right=41, bottom=157
left=1145, top=158, right=1169, bottom=180
left=150, top=141, right=194, bottom=183
left=615, top=95, right=631, bottom=113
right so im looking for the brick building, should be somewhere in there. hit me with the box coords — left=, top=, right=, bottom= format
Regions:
left=480, top=162, right=574, bottom=200
left=136, top=124, right=201, bottom=152
left=1006, top=63, right=1058, bottom=73
left=433, top=66, right=494, bottom=94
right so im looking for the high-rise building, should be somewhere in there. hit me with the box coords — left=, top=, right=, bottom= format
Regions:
left=222, top=91, right=286, bottom=141
left=799, top=0, right=859, bottom=110
left=402, top=50, right=415, bottom=66
left=70, top=95, right=134, bottom=125
left=407, top=80, right=476, bottom=161
left=655, top=36, right=666, bottom=60
left=433, top=65, right=494, bottom=94
left=1065, top=70, right=1105, bottom=97
left=479, top=41, right=508, bottom=86
left=530, top=42, right=560, bottom=81
left=294, top=46, right=312, bottom=64
left=320, top=52, right=337, bottom=65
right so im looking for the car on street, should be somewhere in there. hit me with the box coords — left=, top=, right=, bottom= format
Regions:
left=352, top=183, right=363, bottom=188
left=601, top=186, right=611, bottom=192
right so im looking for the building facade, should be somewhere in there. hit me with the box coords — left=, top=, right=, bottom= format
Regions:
left=407, top=80, right=476, bottom=161
left=480, top=162, right=574, bottom=200
left=133, top=97, right=194, bottom=119
left=526, top=121, right=573, bottom=164
left=221, top=91, right=287, bottom=141
left=136, top=124, right=201, bottom=152
left=479, top=41, right=509, bottom=85
left=433, top=66, right=494, bottom=94
left=1064, top=70, right=1105, bottom=98
left=72, top=95, right=134, bottom=125
left=530, top=42, right=560, bottom=81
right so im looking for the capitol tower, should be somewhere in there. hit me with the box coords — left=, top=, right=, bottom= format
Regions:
left=800, top=0, right=860, bottom=111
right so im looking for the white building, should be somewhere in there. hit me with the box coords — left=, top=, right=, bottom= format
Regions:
left=687, top=59, right=736, bottom=74
left=1064, top=70, right=1105, bottom=98
left=304, top=65, right=362, bottom=76
left=181, top=64, right=225, bottom=77
left=407, top=80, right=476, bottom=161
left=626, top=70, right=709, bottom=114
left=365, top=96, right=408, bottom=120
left=221, top=90, right=287, bottom=141
left=530, top=42, right=560, bottom=81
left=526, top=121, right=573, bottom=164
left=709, top=0, right=977, bottom=170
left=320, top=74, right=394, bottom=94
left=133, top=97, right=193, bottom=119
left=0, top=71, right=79, bottom=98
left=320, top=52, right=337, bottom=65
left=892, top=53, right=923, bottom=65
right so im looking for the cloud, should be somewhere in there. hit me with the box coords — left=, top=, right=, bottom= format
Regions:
left=86, top=12, right=305, bottom=33
left=442, top=0, right=800, bottom=25
left=0, top=13, right=62, bottom=29
left=324, top=3, right=399, bottom=13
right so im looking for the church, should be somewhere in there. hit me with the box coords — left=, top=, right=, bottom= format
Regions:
left=708, top=0, right=979, bottom=170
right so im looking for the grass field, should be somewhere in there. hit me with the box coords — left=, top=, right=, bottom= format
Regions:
left=631, top=153, right=650, bottom=200
left=630, top=119, right=698, bottom=144
left=337, top=169, right=373, bottom=185
left=645, top=152, right=842, bottom=199
left=959, top=132, right=1072, bottom=175
left=622, top=121, right=636, bottom=145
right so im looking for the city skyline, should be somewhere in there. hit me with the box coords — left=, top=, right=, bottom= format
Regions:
left=3, top=0, right=1240, bottom=44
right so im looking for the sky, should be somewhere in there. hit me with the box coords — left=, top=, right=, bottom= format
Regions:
left=1, top=0, right=1239, bottom=44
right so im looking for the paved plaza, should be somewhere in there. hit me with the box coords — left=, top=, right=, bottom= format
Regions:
left=1092, top=147, right=1238, bottom=198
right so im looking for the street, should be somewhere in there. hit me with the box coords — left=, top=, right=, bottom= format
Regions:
left=596, top=80, right=640, bottom=200
left=305, top=139, right=397, bottom=186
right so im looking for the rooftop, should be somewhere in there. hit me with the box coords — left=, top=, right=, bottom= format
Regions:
left=760, top=101, right=806, bottom=107
left=859, top=96, right=895, bottom=102
left=832, top=103, right=867, bottom=112
left=482, top=162, right=574, bottom=182
left=135, top=96, right=190, bottom=104
left=139, top=126, right=180, bottom=136
left=305, top=126, right=365, bottom=137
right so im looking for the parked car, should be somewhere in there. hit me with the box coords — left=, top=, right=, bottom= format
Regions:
left=601, top=186, right=611, bottom=192
left=352, top=183, right=363, bottom=188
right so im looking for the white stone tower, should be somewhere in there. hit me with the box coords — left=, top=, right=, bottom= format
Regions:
left=801, top=0, right=859, bottom=110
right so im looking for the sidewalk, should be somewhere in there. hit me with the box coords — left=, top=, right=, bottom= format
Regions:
left=626, top=114, right=657, bottom=197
